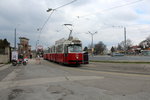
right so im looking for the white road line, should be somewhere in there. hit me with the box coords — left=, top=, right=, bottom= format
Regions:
left=0, top=76, right=104, bottom=90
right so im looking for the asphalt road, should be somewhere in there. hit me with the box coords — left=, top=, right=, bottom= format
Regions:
left=0, top=64, right=14, bottom=81
left=0, top=59, right=150, bottom=100
left=89, top=55, right=150, bottom=62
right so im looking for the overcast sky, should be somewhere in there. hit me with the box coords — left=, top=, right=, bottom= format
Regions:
left=0, top=0, right=150, bottom=50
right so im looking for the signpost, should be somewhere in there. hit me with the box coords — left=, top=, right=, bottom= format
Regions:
left=11, top=51, right=18, bottom=61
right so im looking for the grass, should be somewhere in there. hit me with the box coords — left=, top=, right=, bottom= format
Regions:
left=90, top=60, right=150, bottom=64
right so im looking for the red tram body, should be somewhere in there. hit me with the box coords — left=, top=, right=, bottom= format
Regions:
left=43, top=38, right=88, bottom=65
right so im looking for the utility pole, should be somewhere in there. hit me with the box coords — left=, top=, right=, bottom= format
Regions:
left=112, top=25, right=127, bottom=54
left=124, top=27, right=127, bottom=54
left=87, top=31, right=97, bottom=56
left=14, top=28, right=16, bottom=50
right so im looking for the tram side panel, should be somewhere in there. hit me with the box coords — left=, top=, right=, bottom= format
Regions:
left=55, top=53, right=63, bottom=63
left=51, top=53, right=55, bottom=62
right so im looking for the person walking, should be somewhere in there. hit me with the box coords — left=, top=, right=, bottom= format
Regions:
left=36, top=55, right=41, bottom=64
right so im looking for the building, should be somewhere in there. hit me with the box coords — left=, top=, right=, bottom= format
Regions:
left=139, top=40, right=150, bottom=49
left=0, top=39, right=11, bottom=63
left=36, top=45, right=44, bottom=57
left=0, top=46, right=11, bottom=63
left=128, top=46, right=141, bottom=55
left=18, top=37, right=31, bottom=57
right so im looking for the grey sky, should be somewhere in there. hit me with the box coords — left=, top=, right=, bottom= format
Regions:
left=0, top=0, right=150, bottom=50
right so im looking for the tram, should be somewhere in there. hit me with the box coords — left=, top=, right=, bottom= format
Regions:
left=43, top=37, right=88, bottom=65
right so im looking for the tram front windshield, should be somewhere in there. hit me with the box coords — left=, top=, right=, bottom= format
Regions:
left=68, top=45, right=82, bottom=53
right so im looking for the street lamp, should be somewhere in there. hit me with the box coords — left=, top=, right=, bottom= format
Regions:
left=14, top=24, right=20, bottom=50
left=124, top=27, right=127, bottom=54
left=45, top=0, right=77, bottom=40
left=87, top=31, right=98, bottom=56
left=14, top=28, right=16, bottom=50
left=47, top=8, right=53, bottom=12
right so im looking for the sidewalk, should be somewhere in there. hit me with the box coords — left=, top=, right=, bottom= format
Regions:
left=0, top=64, right=10, bottom=71
left=0, top=64, right=5, bottom=67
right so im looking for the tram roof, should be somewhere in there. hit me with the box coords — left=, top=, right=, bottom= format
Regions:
left=55, top=37, right=81, bottom=45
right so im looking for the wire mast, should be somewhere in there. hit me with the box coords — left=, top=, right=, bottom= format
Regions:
left=87, top=31, right=98, bottom=56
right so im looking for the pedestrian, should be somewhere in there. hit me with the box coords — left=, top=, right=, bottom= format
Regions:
left=36, top=55, right=41, bottom=64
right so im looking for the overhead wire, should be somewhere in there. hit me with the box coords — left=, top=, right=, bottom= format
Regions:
left=78, top=0, right=144, bottom=18
left=36, top=0, right=77, bottom=47
left=37, top=10, right=54, bottom=42
left=54, top=0, right=77, bottom=10
left=36, top=0, right=145, bottom=49
left=74, top=0, right=145, bottom=34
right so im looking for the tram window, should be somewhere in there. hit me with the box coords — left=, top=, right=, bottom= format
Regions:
left=56, top=45, right=63, bottom=53
left=52, top=48, right=54, bottom=53
left=53, top=47, right=56, bottom=53
left=68, top=45, right=82, bottom=53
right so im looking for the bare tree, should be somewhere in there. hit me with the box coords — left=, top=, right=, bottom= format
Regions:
left=117, top=44, right=123, bottom=51
left=0, top=38, right=10, bottom=48
left=94, top=41, right=106, bottom=55
left=118, top=39, right=132, bottom=51
left=111, top=46, right=115, bottom=53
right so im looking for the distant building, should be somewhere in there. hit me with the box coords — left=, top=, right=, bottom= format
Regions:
left=36, top=45, right=44, bottom=57
left=128, top=45, right=141, bottom=54
left=139, top=40, right=150, bottom=49
left=18, top=37, right=31, bottom=57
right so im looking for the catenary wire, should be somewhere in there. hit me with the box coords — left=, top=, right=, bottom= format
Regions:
left=36, top=0, right=77, bottom=47
left=78, top=0, right=144, bottom=18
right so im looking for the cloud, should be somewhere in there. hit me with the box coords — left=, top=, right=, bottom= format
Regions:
left=0, top=0, right=150, bottom=50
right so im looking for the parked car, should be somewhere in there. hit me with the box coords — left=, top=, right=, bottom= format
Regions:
left=111, top=52, right=124, bottom=57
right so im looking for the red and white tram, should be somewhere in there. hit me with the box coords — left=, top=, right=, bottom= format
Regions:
left=43, top=37, right=88, bottom=65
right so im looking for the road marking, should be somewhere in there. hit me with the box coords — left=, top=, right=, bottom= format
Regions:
left=0, top=64, right=10, bottom=71
left=0, top=76, right=104, bottom=90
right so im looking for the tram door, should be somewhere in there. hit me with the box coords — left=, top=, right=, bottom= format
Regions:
left=64, top=45, right=68, bottom=63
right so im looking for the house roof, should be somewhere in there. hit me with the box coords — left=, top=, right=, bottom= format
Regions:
left=19, top=37, right=29, bottom=40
